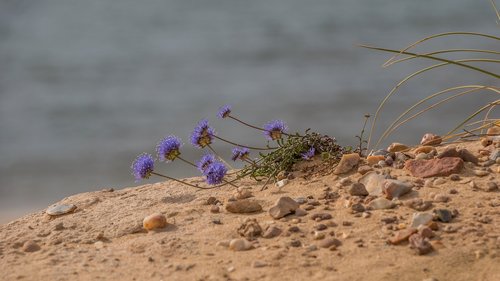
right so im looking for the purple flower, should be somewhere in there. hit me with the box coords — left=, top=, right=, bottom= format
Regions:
left=231, top=147, right=250, bottom=161
left=156, top=135, right=182, bottom=162
left=301, top=147, right=315, bottom=160
left=204, top=161, right=227, bottom=185
left=197, top=153, right=216, bottom=173
left=131, top=153, right=154, bottom=181
left=217, top=105, right=232, bottom=119
left=263, top=120, right=288, bottom=140
left=190, top=119, right=215, bottom=148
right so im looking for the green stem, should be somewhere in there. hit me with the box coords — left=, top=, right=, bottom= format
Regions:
left=213, top=135, right=278, bottom=150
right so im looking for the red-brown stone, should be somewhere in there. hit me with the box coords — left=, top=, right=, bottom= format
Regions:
left=404, top=157, right=464, bottom=178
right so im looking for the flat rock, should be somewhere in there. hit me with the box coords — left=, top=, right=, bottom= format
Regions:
left=389, top=228, right=417, bottom=245
left=334, top=153, right=360, bottom=174
left=382, top=179, right=413, bottom=199
left=46, top=204, right=77, bottom=216
left=387, top=142, right=410, bottom=153
left=410, top=212, right=433, bottom=229
left=409, top=233, right=433, bottom=255
left=367, top=155, right=385, bottom=165
left=367, top=198, right=394, bottom=210
left=436, top=147, right=460, bottom=158
left=348, top=183, right=369, bottom=196
left=226, top=200, right=262, bottom=214
left=318, top=238, right=342, bottom=248
left=405, top=157, right=464, bottom=178
left=262, top=226, right=282, bottom=238
left=229, top=239, right=253, bottom=251
left=268, top=197, right=299, bottom=219
left=358, top=172, right=386, bottom=196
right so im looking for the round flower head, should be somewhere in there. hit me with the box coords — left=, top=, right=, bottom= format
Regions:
left=204, top=161, right=227, bottom=185
left=197, top=153, right=216, bottom=173
left=217, top=105, right=232, bottom=119
left=301, top=147, right=315, bottom=160
left=156, top=135, right=182, bottom=162
left=231, top=147, right=250, bottom=161
left=131, top=153, right=154, bottom=181
left=190, top=119, right=215, bottom=148
left=263, top=120, right=288, bottom=140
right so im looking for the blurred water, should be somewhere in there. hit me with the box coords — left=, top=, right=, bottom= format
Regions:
left=0, top=0, right=498, bottom=222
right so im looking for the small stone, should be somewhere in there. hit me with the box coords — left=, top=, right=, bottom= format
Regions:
left=358, top=172, right=386, bottom=196
left=367, top=198, right=395, bottom=210
left=269, top=197, right=299, bottom=219
left=420, top=133, right=442, bottom=146
left=433, top=178, right=446, bottom=185
left=436, top=147, right=460, bottom=159
left=288, top=226, right=300, bottom=233
left=226, top=200, right=263, bottom=214
left=310, top=213, right=332, bottom=221
left=409, top=234, right=433, bottom=255
left=313, top=231, right=325, bottom=240
left=485, top=182, right=498, bottom=192
left=424, top=179, right=433, bottom=188
left=417, top=225, right=435, bottom=239
left=289, top=239, right=302, bottom=247
left=458, top=149, right=478, bottom=165
left=54, top=222, right=64, bottom=231
left=94, top=241, right=104, bottom=249
left=367, top=155, right=385, bottom=165
left=318, top=238, right=342, bottom=249
left=415, top=146, right=437, bottom=155
left=275, top=179, right=289, bottom=188
left=434, top=209, right=452, bottom=223
left=252, top=261, right=268, bottom=268
left=295, top=197, right=307, bottom=204
left=294, top=208, right=307, bottom=217
left=143, top=213, right=168, bottom=231
left=351, top=203, right=365, bottom=213
left=206, top=196, right=219, bottom=205
left=470, top=180, right=478, bottom=189
left=348, top=183, right=369, bottom=196
left=372, top=149, right=390, bottom=156
left=340, top=177, right=352, bottom=186
left=237, top=218, right=262, bottom=239
left=473, top=170, right=489, bottom=177
left=357, top=165, right=373, bottom=175
left=334, top=153, right=360, bottom=174
left=404, top=199, right=432, bottom=211
left=481, top=137, right=492, bottom=147
left=314, top=224, right=328, bottom=231
left=405, top=157, right=464, bottom=178
left=387, top=142, right=410, bottom=153
left=234, top=189, right=253, bottom=200
left=382, top=179, right=413, bottom=199
left=229, top=239, right=253, bottom=251
left=46, top=204, right=77, bottom=216
left=486, top=126, right=500, bottom=136
left=210, top=205, right=220, bottom=213
left=388, top=228, right=417, bottom=245
left=262, top=226, right=282, bottom=239
left=410, top=212, right=433, bottom=229
left=416, top=153, right=431, bottom=160
left=433, top=194, right=450, bottom=203
left=422, top=278, right=439, bottom=281
left=449, top=174, right=460, bottom=181
left=22, top=240, right=40, bottom=252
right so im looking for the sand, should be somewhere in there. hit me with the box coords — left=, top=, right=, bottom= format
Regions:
left=0, top=140, right=498, bottom=281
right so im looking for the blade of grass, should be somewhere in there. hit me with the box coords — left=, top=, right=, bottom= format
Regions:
left=445, top=100, right=500, bottom=137
left=386, top=49, right=500, bottom=67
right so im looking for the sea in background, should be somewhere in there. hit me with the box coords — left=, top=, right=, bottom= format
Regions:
left=0, top=0, right=498, bottom=223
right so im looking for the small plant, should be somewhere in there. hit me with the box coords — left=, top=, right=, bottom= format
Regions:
left=131, top=105, right=348, bottom=190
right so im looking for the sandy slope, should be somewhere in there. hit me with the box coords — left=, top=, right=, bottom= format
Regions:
left=0, top=140, right=498, bottom=281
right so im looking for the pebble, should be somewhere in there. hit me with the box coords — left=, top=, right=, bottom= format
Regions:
left=458, top=149, right=478, bottom=164
left=382, top=179, right=413, bottom=199
left=234, top=189, right=253, bottom=200
left=340, top=177, right=352, bottom=186
left=436, top=147, right=460, bottom=158
left=314, top=224, right=328, bottom=231
left=434, top=209, right=452, bottom=223
left=289, top=239, right=302, bottom=247
left=252, top=261, right=268, bottom=268
left=348, top=183, right=369, bottom=196
left=229, top=239, right=253, bottom=251
left=359, top=172, right=386, bottom=196
left=313, top=231, right=325, bottom=240
left=410, top=212, right=433, bottom=229
left=415, top=153, right=431, bottom=160
left=288, top=226, right=300, bottom=233
left=433, top=178, right=446, bottom=185
left=424, top=179, right=434, bottom=188
left=387, top=142, right=410, bottom=153
left=143, top=213, right=168, bottom=231
left=318, top=238, right=342, bottom=249
left=420, top=133, right=442, bottom=146
left=481, top=137, right=492, bottom=147
left=210, top=205, right=220, bottom=213
left=367, top=198, right=395, bottom=210
left=388, top=228, right=417, bottom=245
left=46, top=204, right=77, bottom=216
left=269, top=197, right=299, bottom=219
left=405, top=157, right=464, bottom=178
left=418, top=225, right=435, bottom=239
left=414, top=146, right=437, bottom=155
left=367, top=155, right=385, bottom=165
left=351, top=203, right=365, bottom=213
left=237, top=218, right=262, bottom=239
left=449, top=174, right=460, bottom=181
left=206, top=196, right=219, bottom=205
left=262, top=226, right=282, bottom=239
left=433, top=194, right=450, bottom=203
left=371, top=149, right=390, bottom=156
left=226, top=200, right=263, bottom=214
left=404, top=199, right=432, bottom=211
left=486, top=126, right=500, bottom=136
left=473, top=170, right=489, bottom=177
left=357, top=165, right=373, bottom=175
left=310, top=213, right=332, bottom=221
left=334, top=153, right=360, bottom=174
left=295, top=197, right=307, bottom=204
left=485, top=182, right=498, bottom=192
left=409, top=233, right=433, bottom=255
left=22, top=240, right=41, bottom=252
left=275, top=179, right=289, bottom=189
left=294, top=208, right=308, bottom=217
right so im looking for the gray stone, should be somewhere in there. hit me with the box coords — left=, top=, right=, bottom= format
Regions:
left=269, top=197, right=299, bottom=219
left=410, top=212, right=433, bottom=229
left=262, top=226, right=282, bottom=239
left=358, top=172, right=386, bottom=196
left=46, top=204, right=77, bottom=216
left=382, top=179, right=413, bottom=199
left=434, top=209, right=452, bottom=223
left=367, top=198, right=394, bottom=210
left=348, top=183, right=369, bottom=196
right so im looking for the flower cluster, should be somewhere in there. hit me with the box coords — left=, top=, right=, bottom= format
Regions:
left=203, top=161, right=227, bottom=185
left=231, top=147, right=250, bottom=161
left=217, top=104, right=232, bottom=119
left=131, top=153, right=154, bottom=181
left=264, top=120, right=288, bottom=140
left=190, top=119, right=215, bottom=148
left=301, top=147, right=315, bottom=160
left=156, top=135, right=182, bottom=162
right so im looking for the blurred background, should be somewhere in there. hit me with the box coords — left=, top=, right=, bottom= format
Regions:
left=0, top=0, right=498, bottom=223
